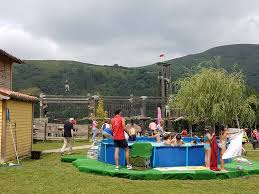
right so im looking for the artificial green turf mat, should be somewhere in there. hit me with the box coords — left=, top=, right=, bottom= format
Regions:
left=61, top=155, right=259, bottom=180
left=61, top=155, right=88, bottom=163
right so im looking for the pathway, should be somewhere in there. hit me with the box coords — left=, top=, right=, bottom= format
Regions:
left=42, top=145, right=92, bottom=154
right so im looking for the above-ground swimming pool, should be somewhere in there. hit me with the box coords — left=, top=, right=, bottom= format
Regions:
left=98, top=137, right=230, bottom=167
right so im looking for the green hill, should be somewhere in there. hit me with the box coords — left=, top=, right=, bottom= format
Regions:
left=165, top=44, right=259, bottom=90
left=13, top=44, right=259, bottom=96
left=13, top=60, right=159, bottom=96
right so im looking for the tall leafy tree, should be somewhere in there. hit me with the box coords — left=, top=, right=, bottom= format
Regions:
left=96, top=96, right=108, bottom=128
left=169, top=68, right=257, bottom=128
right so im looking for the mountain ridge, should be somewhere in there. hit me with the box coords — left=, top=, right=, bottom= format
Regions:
left=13, top=44, right=259, bottom=96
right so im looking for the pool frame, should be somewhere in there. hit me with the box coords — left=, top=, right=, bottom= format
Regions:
left=98, top=137, right=229, bottom=167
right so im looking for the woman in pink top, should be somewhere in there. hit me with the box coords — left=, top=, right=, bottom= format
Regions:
left=149, top=120, right=157, bottom=131
left=149, top=120, right=160, bottom=142
left=252, top=129, right=259, bottom=150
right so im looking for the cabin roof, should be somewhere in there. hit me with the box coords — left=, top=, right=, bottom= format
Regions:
left=0, top=49, right=23, bottom=64
left=0, top=87, right=38, bottom=102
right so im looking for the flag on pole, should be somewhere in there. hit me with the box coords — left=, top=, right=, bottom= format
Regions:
left=159, top=54, right=165, bottom=58
left=157, top=107, right=162, bottom=125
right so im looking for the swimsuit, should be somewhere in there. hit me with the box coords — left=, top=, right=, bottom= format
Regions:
left=204, top=135, right=209, bottom=142
left=204, top=143, right=211, bottom=150
left=218, top=141, right=226, bottom=149
left=204, top=133, right=211, bottom=150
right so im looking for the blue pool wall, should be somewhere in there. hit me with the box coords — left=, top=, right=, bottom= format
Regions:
left=98, top=137, right=230, bottom=167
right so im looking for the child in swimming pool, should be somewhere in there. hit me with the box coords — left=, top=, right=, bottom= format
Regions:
left=172, top=134, right=185, bottom=146
left=128, top=119, right=137, bottom=141
left=170, top=133, right=176, bottom=145
left=191, top=140, right=197, bottom=146
left=163, top=133, right=172, bottom=145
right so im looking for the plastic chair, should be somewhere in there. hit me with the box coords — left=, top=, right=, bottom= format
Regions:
left=130, top=142, right=153, bottom=170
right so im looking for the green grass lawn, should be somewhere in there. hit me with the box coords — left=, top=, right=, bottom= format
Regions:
left=0, top=144, right=259, bottom=194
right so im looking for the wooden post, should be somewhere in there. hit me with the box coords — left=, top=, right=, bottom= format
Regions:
left=236, top=115, right=240, bottom=129
left=157, top=62, right=171, bottom=119
left=188, top=123, right=192, bottom=137
left=141, top=96, right=147, bottom=117
left=39, top=93, right=43, bottom=118
left=92, top=95, right=99, bottom=116
left=44, top=120, right=47, bottom=142
left=129, top=94, right=134, bottom=117
left=1, top=100, right=7, bottom=162
left=87, top=124, right=90, bottom=141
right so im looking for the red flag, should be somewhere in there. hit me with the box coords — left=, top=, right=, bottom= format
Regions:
left=159, top=54, right=165, bottom=57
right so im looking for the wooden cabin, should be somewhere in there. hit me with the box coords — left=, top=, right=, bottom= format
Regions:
left=0, top=49, right=37, bottom=162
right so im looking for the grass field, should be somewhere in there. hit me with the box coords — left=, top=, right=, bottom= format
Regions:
left=0, top=143, right=259, bottom=194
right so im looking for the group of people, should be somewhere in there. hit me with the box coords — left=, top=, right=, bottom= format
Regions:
left=242, top=128, right=259, bottom=151
left=91, top=115, right=166, bottom=144
left=60, top=112, right=259, bottom=171
left=203, top=126, right=256, bottom=171
left=252, top=129, right=259, bottom=149
left=161, top=127, right=229, bottom=171
left=60, top=110, right=132, bottom=170
left=90, top=117, right=141, bottom=143
left=147, top=119, right=164, bottom=141
left=163, top=133, right=186, bottom=146
left=163, top=132, right=198, bottom=146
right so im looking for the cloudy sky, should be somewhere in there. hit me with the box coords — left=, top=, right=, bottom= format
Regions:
left=1, top=0, right=259, bottom=66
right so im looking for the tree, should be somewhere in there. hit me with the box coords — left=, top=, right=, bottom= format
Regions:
left=96, top=96, right=108, bottom=128
left=169, top=68, right=258, bottom=128
left=19, top=87, right=42, bottom=96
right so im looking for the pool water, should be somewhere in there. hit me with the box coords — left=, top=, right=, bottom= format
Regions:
left=128, top=142, right=198, bottom=147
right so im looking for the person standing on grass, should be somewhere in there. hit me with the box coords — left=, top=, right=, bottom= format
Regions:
left=61, top=118, right=74, bottom=155
left=111, top=109, right=132, bottom=171
left=242, top=128, right=249, bottom=155
left=91, top=118, right=98, bottom=143
left=204, top=127, right=213, bottom=169
left=219, top=126, right=228, bottom=171
left=252, top=129, right=259, bottom=150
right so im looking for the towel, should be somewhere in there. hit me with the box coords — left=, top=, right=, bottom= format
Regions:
left=210, top=135, right=220, bottom=171
left=223, top=130, right=243, bottom=159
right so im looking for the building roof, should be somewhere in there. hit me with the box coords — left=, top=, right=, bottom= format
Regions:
left=0, top=87, right=38, bottom=102
left=0, top=49, right=23, bottom=64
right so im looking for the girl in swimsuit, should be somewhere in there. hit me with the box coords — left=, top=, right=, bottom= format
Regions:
left=128, top=120, right=137, bottom=141
left=204, top=128, right=213, bottom=169
left=163, top=133, right=172, bottom=145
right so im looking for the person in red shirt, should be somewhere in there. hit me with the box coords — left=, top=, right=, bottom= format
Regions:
left=111, top=109, right=132, bottom=170
left=181, top=129, right=188, bottom=137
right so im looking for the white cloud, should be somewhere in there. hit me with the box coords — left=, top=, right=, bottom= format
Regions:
left=0, top=0, right=259, bottom=66
left=0, top=23, right=60, bottom=59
